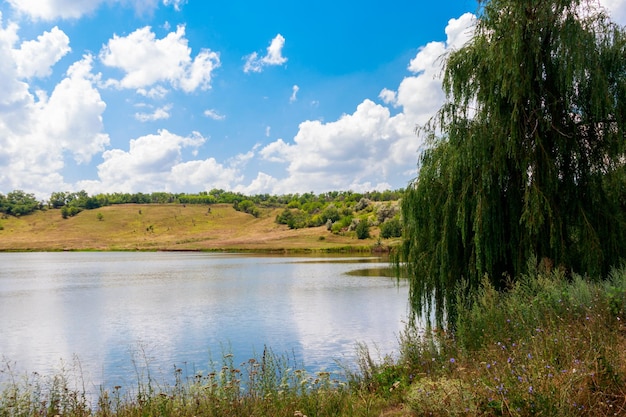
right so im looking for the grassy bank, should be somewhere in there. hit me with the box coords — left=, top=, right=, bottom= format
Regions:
left=0, top=204, right=397, bottom=252
left=2, top=263, right=625, bottom=416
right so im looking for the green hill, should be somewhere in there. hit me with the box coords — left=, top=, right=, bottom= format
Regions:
left=0, top=204, right=397, bottom=252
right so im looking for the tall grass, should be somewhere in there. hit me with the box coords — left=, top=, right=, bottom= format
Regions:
left=1, top=346, right=394, bottom=417
left=2, top=262, right=625, bottom=416
left=387, top=260, right=626, bottom=416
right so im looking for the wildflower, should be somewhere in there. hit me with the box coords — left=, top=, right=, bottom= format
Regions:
left=450, top=358, right=456, bottom=364
left=528, top=386, right=533, bottom=394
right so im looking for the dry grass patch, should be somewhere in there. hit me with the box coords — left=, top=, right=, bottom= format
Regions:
left=0, top=204, right=377, bottom=252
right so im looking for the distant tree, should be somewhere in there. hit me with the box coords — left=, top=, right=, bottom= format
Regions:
left=321, top=204, right=341, bottom=223
left=4, top=190, right=40, bottom=216
left=399, top=0, right=626, bottom=326
left=49, top=191, right=70, bottom=208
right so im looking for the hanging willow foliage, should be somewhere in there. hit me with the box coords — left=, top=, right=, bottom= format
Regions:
left=399, top=0, right=626, bottom=327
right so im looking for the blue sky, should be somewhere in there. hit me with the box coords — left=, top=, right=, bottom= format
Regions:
left=1, top=0, right=624, bottom=199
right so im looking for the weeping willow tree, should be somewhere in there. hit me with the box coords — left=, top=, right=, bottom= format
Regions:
left=399, top=0, right=626, bottom=326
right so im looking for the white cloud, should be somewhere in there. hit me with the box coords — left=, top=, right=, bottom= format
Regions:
left=78, top=129, right=242, bottom=194
left=234, top=172, right=277, bottom=195
left=254, top=13, right=477, bottom=195
left=0, top=15, right=110, bottom=197
left=260, top=99, right=414, bottom=193
left=137, top=86, right=169, bottom=99
left=7, top=0, right=103, bottom=20
left=12, top=26, right=70, bottom=78
left=204, top=109, right=225, bottom=120
left=228, top=149, right=256, bottom=168
left=378, top=88, right=396, bottom=105
left=100, top=25, right=220, bottom=92
left=243, top=34, right=287, bottom=73
left=290, top=84, right=299, bottom=103
left=41, top=54, right=110, bottom=164
left=600, top=0, right=626, bottom=25
left=162, top=0, right=186, bottom=11
left=135, top=104, right=172, bottom=122
left=399, top=13, right=476, bottom=125
left=6, top=0, right=166, bottom=20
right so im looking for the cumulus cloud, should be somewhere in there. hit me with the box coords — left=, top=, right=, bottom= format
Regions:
left=6, top=0, right=184, bottom=20
left=11, top=26, right=70, bottom=78
left=79, top=129, right=242, bottom=193
left=7, top=0, right=104, bottom=20
left=255, top=13, right=477, bottom=194
left=234, top=172, right=278, bottom=195
left=135, top=104, right=172, bottom=122
left=259, top=99, right=413, bottom=193
left=378, top=88, right=396, bottom=105
left=41, top=54, right=110, bottom=164
left=243, top=34, right=287, bottom=73
left=100, top=25, right=220, bottom=92
left=0, top=15, right=109, bottom=196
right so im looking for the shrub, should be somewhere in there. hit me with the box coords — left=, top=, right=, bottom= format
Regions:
left=355, top=220, right=370, bottom=239
left=233, top=199, right=260, bottom=217
left=380, top=218, right=402, bottom=238
left=61, top=206, right=82, bottom=219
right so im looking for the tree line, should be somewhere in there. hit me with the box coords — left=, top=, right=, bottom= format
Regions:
left=0, top=188, right=403, bottom=219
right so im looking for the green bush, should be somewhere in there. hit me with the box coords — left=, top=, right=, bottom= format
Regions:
left=61, top=206, right=82, bottom=219
left=355, top=220, right=370, bottom=239
left=380, top=218, right=402, bottom=238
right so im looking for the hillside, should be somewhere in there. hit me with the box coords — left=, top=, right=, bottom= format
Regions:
left=0, top=204, right=395, bottom=252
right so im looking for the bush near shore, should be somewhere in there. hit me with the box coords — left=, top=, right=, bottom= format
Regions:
left=1, top=261, right=625, bottom=416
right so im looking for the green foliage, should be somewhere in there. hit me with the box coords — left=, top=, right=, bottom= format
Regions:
left=233, top=199, right=260, bottom=217
left=393, top=266, right=626, bottom=416
left=61, top=206, right=82, bottom=219
left=275, top=208, right=308, bottom=229
left=0, top=190, right=41, bottom=216
left=380, top=218, right=402, bottom=239
left=330, top=215, right=353, bottom=234
left=399, top=0, right=626, bottom=326
left=355, top=220, right=370, bottom=240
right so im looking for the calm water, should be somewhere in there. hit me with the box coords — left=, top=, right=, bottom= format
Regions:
left=0, top=252, right=408, bottom=390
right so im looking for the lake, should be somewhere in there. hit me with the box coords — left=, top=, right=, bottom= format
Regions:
left=0, top=252, right=408, bottom=391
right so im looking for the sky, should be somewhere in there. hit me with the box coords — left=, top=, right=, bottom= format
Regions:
left=0, top=0, right=625, bottom=200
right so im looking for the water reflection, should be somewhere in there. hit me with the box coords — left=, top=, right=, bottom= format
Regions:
left=0, top=252, right=408, bottom=389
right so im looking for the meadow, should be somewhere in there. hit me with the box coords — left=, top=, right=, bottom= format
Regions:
left=0, top=204, right=388, bottom=252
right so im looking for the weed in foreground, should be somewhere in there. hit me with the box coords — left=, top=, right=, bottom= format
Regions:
left=390, top=262, right=626, bottom=416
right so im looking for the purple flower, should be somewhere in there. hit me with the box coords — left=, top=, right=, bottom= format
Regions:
left=528, top=386, right=533, bottom=394
left=450, top=358, right=456, bottom=364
